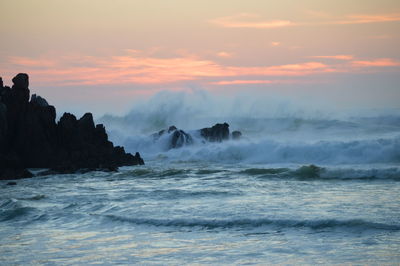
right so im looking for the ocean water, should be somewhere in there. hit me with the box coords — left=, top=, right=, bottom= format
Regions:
left=1, top=162, right=400, bottom=264
left=1, top=94, right=400, bottom=264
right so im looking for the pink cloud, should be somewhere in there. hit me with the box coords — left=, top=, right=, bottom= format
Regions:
left=311, top=55, right=354, bottom=60
left=209, top=79, right=306, bottom=85
left=335, top=13, right=400, bottom=24
left=352, top=58, right=400, bottom=67
left=8, top=56, right=56, bottom=67
left=3, top=51, right=399, bottom=88
left=216, top=51, right=233, bottom=58
left=210, top=12, right=400, bottom=31
left=210, top=13, right=294, bottom=29
left=3, top=53, right=335, bottom=86
left=210, top=80, right=276, bottom=85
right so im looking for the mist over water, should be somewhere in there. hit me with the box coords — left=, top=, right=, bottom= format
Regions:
left=100, top=90, right=400, bottom=165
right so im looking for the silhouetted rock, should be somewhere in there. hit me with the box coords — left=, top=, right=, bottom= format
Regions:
left=0, top=153, right=33, bottom=180
left=232, top=130, right=242, bottom=140
left=170, top=129, right=193, bottom=149
left=152, top=122, right=242, bottom=150
left=31, top=94, right=49, bottom=107
left=0, top=73, right=144, bottom=180
left=153, top=125, right=193, bottom=149
left=200, top=122, right=230, bottom=142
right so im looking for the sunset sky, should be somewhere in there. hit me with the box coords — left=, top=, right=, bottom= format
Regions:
left=1, top=0, right=399, bottom=115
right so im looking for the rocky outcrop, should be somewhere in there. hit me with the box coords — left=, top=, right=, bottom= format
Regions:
left=0, top=73, right=144, bottom=180
left=200, top=122, right=230, bottom=142
left=153, top=125, right=193, bottom=149
left=153, top=123, right=242, bottom=150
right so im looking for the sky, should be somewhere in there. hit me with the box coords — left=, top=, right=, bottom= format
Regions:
left=0, top=0, right=399, bottom=116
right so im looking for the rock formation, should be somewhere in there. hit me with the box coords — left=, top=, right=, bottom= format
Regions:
left=153, top=125, right=193, bottom=149
left=0, top=73, right=144, bottom=180
left=200, top=122, right=230, bottom=142
left=153, top=123, right=242, bottom=150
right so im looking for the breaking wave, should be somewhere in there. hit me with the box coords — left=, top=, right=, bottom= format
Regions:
left=99, top=90, right=400, bottom=165
left=104, top=215, right=400, bottom=231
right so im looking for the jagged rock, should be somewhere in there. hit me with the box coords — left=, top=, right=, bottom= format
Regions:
left=12, top=73, right=29, bottom=89
left=11, top=73, right=30, bottom=103
left=154, top=125, right=178, bottom=141
left=30, top=94, right=49, bottom=107
left=168, top=125, right=177, bottom=133
left=134, top=152, right=145, bottom=165
left=152, top=122, right=242, bottom=150
left=0, top=102, right=7, bottom=148
left=170, top=129, right=193, bottom=149
left=200, top=122, right=230, bottom=142
left=153, top=125, right=193, bottom=149
left=0, top=73, right=144, bottom=180
left=232, top=131, right=242, bottom=140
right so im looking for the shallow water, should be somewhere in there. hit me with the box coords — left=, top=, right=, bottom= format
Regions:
left=1, top=162, right=399, bottom=264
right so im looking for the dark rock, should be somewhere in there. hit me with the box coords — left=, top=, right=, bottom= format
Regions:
left=7, top=181, right=17, bottom=185
left=153, top=125, right=193, bottom=149
left=12, top=73, right=29, bottom=89
left=168, top=125, right=177, bottom=133
left=30, top=94, right=49, bottom=107
left=170, top=129, right=193, bottom=149
left=0, top=153, right=33, bottom=180
left=200, top=122, right=230, bottom=142
left=0, top=102, right=7, bottom=148
left=11, top=73, right=30, bottom=103
left=232, top=130, right=242, bottom=140
left=152, top=122, right=242, bottom=150
left=0, top=73, right=144, bottom=179
left=135, top=152, right=145, bottom=165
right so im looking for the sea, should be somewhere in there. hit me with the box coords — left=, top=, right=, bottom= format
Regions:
left=1, top=93, right=400, bottom=265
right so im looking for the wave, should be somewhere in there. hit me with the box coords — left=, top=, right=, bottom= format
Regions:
left=242, top=165, right=400, bottom=180
left=240, top=168, right=290, bottom=176
left=104, top=215, right=400, bottom=231
left=100, top=90, right=400, bottom=165
left=127, top=135, right=400, bottom=165
left=0, top=199, right=36, bottom=222
left=17, top=195, right=46, bottom=201
left=117, top=165, right=400, bottom=180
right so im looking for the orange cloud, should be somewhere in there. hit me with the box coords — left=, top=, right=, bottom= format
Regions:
left=210, top=12, right=400, bottom=31
left=311, top=55, right=354, bottom=60
left=335, top=14, right=400, bottom=24
left=216, top=51, right=233, bottom=58
left=9, top=56, right=56, bottom=67
left=209, top=79, right=306, bottom=85
left=210, top=13, right=294, bottom=29
left=4, top=51, right=399, bottom=88
left=210, top=80, right=275, bottom=85
left=4, top=52, right=335, bottom=86
left=352, top=58, right=400, bottom=67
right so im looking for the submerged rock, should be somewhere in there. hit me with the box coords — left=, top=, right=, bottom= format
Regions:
left=231, top=130, right=242, bottom=140
left=0, top=73, right=144, bottom=179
